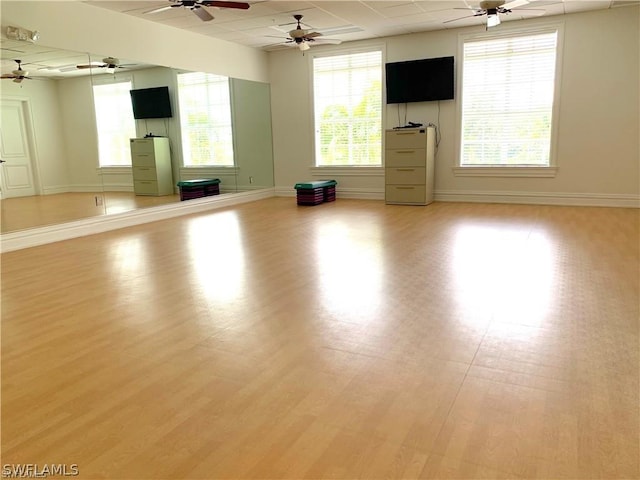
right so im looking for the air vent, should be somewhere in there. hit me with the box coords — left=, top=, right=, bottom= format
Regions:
left=318, top=25, right=363, bottom=36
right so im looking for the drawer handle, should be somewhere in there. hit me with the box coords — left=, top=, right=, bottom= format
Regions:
left=396, top=186, right=415, bottom=190
left=396, top=150, right=415, bottom=154
left=138, top=168, right=150, bottom=171
left=396, top=168, right=415, bottom=172
left=396, top=132, right=416, bottom=135
left=139, top=181, right=151, bottom=184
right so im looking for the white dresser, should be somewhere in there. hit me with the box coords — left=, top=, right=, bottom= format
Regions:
left=385, top=127, right=435, bottom=206
left=129, top=137, right=174, bottom=196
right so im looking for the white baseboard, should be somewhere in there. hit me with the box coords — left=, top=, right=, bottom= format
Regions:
left=276, top=186, right=384, bottom=200
left=67, top=184, right=105, bottom=193
left=42, top=185, right=71, bottom=195
left=1, top=188, right=275, bottom=252
left=43, top=185, right=138, bottom=194
left=435, top=190, right=640, bottom=208
left=277, top=186, right=639, bottom=208
left=101, top=185, right=135, bottom=192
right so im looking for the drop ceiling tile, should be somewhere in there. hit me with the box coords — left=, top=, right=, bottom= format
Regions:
left=413, top=1, right=471, bottom=13
left=564, top=0, right=611, bottom=12
left=370, top=2, right=425, bottom=18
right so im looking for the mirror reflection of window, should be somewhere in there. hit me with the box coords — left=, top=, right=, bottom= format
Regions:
left=177, top=72, right=234, bottom=167
left=92, top=79, right=136, bottom=167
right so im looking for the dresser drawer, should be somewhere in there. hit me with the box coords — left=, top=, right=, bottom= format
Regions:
left=132, top=166, right=158, bottom=181
left=385, top=185, right=426, bottom=205
left=129, top=138, right=155, bottom=155
left=131, top=153, right=156, bottom=167
left=134, top=180, right=159, bottom=195
left=385, top=129, right=427, bottom=149
left=385, top=167, right=425, bottom=185
left=386, top=148, right=426, bottom=167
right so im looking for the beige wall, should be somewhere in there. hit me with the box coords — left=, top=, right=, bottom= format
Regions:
left=269, top=6, right=640, bottom=206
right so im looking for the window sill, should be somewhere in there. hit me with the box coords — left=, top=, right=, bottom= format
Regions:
left=97, top=166, right=131, bottom=175
left=310, top=166, right=384, bottom=177
left=453, top=166, right=557, bottom=178
left=180, top=166, right=239, bottom=174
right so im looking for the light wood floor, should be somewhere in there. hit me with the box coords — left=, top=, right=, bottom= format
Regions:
left=1, top=192, right=182, bottom=233
left=2, top=198, right=638, bottom=479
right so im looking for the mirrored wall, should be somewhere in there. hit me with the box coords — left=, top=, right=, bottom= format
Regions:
left=0, top=46, right=274, bottom=234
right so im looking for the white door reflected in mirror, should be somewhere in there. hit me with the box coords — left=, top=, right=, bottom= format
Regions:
left=0, top=99, right=37, bottom=198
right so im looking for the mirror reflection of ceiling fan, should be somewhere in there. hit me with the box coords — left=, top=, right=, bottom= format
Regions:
left=445, top=0, right=545, bottom=28
left=76, top=57, right=133, bottom=72
left=280, top=15, right=343, bottom=52
left=146, top=0, right=250, bottom=22
left=1, top=60, right=31, bottom=83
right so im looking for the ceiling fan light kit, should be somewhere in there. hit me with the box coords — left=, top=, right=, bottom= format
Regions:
left=486, top=9, right=502, bottom=27
left=1, top=60, right=32, bottom=83
left=444, top=0, right=531, bottom=29
left=280, top=14, right=342, bottom=54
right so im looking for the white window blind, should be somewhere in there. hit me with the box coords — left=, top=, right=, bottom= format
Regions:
left=93, top=81, right=136, bottom=167
left=313, top=50, right=382, bottom=166
left=177, top=72, right=234, bottom=167
left=460, top=31, right=558, bottom=166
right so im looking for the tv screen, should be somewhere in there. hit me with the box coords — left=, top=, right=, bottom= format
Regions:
left=385, top=56, right=454, bottom=104
left=130, top=86, right=173, bottom=119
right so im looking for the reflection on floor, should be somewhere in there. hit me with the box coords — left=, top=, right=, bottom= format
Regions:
left=2, top=199, right=638, bottom=478
left=1, top=192, right=181, bottom=233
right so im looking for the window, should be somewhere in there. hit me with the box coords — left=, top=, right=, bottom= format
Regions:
left=177, top=72, right=234, bottom=167
left=93, top=80, right=136, bottom=167
left=313, top=50, right=382, bottom=167
left=459, top=30, right=559, bottom=167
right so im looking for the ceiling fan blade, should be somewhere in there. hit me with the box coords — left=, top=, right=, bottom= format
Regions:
left=192, top=6, right=214, bottom=21
left=202, top=1, right=249, bottom=9
left=503, top=0, right=530, bottom=8
left=513, top=8, right=546, bottom=14
left=305, top=31, right=322, bottom=39
left=1, top=75, right=16, bottom=79
left=13, top=77, right=23, bottom=83
left=77, top=64, right=103, bottom=69
left=443, top=14, right=480, bottom=24
left=145, top=5, right=174, bottom=14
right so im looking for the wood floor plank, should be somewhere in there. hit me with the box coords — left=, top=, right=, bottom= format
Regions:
left=2, top=199, right=638, bottom=479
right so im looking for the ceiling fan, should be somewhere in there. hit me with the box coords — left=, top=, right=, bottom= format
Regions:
left=445, top=0, right=544, bottom=28
left=1, top=60, right=31, bottom=83
left=76, top=57, right=132, bottom=72
left=283, top=15, right=342, bottom=52
left=146, top=0, right=250, bottom=22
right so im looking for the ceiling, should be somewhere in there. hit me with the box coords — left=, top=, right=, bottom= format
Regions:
left=0, top=38, right=149, bottom=80
left=85, top=0, right=636, bottom=50
left=1, top=0, right=637, bottom=80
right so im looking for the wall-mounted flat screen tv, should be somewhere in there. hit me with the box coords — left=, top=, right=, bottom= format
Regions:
left=385, top=56, right=455, bottom=104
left=130, top=86, right=173, bottom=119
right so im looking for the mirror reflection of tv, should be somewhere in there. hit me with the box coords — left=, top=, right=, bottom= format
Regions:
left=385, top=56, right=454, bottom=104
left=130, top=86, right=173, bottom=119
